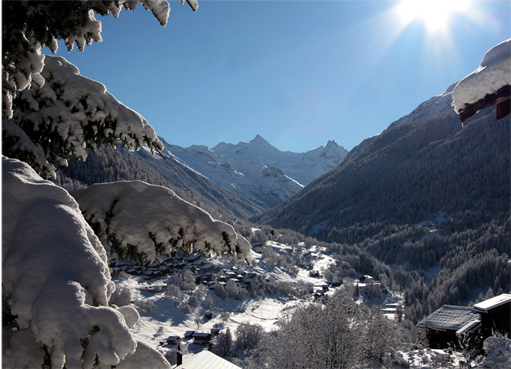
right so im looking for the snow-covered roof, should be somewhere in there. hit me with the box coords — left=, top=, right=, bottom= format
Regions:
left=452, top=38, right=511, bottom=121
left=456, top=320, right=482, bottom=337
left=177, top=350, right=241, bottom=369
left=417, top=305, right=480, bottom=331
left=473, top=294, right=511, bottom=313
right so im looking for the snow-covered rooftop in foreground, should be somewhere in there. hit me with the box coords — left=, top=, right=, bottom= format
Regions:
left=176, top=350, right=241, bottom=369
left=452, top=38, right=511, bottom=114
left=416, top=305, right=479, bottom=331
left=473, top=293, right=511, bottom=313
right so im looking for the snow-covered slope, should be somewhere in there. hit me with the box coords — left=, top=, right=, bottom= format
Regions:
left=156, top=136, right=347, bottom=210
left=157, top=138, right=303, bottom=209
left=389, top=82, right=459, bottom=129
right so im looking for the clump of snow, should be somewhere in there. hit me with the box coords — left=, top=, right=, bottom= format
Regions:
left=452, top=38, right=511, bottom=112
left=115, top=340, right=171, bottom=369
left=479, top=335, right=511, bottom=368
left=117, top=305, right=141, bottom=328
left=71, top=180, right=251, bottom=263
left=2, top=157, right=137, bottom=368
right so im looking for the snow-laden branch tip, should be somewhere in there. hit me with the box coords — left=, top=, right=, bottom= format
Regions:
left=2, top=0, right=198, bottom=117
left=4, top=55, right=163, bottom=179
left=2, top=157, right=138, bottom=368
left=71, top=180, right=252, bottom=264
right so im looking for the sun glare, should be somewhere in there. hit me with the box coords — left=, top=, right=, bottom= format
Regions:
left=397, top=0, right=473, bottom=32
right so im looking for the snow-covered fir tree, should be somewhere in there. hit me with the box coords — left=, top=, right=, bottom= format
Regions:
left=2, top=1, right=254, bottom=368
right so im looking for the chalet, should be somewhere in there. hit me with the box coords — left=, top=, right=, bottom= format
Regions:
left=359, top=275, right=373, bottom=283
left=166, top=335, right=181, bottom=345
left=211, top=328, right=221, bottom=336
left=204, top=312, right=213, bottom=320
left=314, top=289, right=327, bottom=301
left=262, top=229, right=275, bottom=236
left=457, top=84, right=510, bottom=122
left=309, top=270, right=320, bottom=277
left=192, top=332, right=213, bottom=345
left=226, top=271, right=238, bottom=278
left=166, top=275, right=183, bottom=287
left=327, top=279, right=343, bottom=287
left=417, top=294, right=511, bottom=350
left=201, top=263, right=214, bottom=271
left=417, top=305, right=480, bottom=349
left=242, top=273, right=257, bottom=283
left=176, top=350, right=241, bottom=369
left=473, top=293, right=511, bottom=339
left=183, top=330, right=195, bottom=339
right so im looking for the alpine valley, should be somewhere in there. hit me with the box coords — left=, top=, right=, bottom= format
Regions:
left=55, top=66, right=509, bottom=369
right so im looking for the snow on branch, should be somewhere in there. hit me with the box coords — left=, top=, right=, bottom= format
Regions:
left=2, top=0, right=198, bottom=117
left=71, top=180, right=252, bottom=263
left=3, top=55, right=163, bottom=179
left=2, top=157, right=137, bottom=368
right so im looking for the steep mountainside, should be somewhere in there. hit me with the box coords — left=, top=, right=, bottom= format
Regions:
left=56, top=145, right=265, bottom=220
left=255, top=85, right=510, bottom=236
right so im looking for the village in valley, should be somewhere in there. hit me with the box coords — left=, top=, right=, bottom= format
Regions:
left=108, top=228, right=511, bottom=368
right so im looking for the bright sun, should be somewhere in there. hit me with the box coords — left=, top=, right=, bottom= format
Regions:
left=397, top=0, right=472, bottom=32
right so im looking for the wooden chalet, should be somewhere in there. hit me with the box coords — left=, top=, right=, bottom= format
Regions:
left=183, top=330, right=195, bottom=339
left=473, top=293, right=511, bottom=339
left=204, top=312, right=213, bottom=320
left=192, top=332, right=213, bottom=345
left=166, top=275, right=183, bottom=287
left=359, top=275, right=373, bottom=283
left=417, top=294, right=511, bottom=349
left=166, top=335, right=181, bottom=345
left=416, top=305, right=480, bottom=349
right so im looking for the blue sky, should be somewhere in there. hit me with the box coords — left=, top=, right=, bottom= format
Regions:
left=48, top=0, right=511, bottom=152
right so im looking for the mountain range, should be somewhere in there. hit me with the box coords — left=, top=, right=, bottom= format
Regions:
left=58, top=133, right=348, bottom=216
left=159, top=135, right=348, bottom=209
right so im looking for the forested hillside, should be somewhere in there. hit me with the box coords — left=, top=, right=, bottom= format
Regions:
left=255, top=95, right=508, bottom=232
left=55, top=144, right=265, bottom=220
left=253, top=87, right=510, bottom=324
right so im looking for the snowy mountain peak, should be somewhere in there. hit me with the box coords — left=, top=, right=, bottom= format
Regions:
left=250, top=134, right=271, bottom=145
left=161, top=135, right=348, bottom=209
left=324, top=140, right=340, bottom=151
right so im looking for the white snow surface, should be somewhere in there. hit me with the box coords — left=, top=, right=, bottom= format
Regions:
left=2, top=157, right=137, bottom=368
left=71, top=180, right=251, bottom=263
left=452, top=38, right=511, bottom=112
